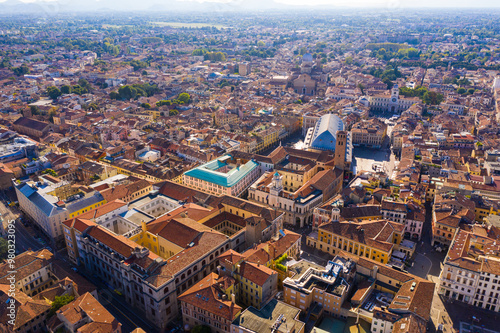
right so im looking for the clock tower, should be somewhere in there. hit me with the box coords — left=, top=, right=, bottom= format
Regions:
left=390, top=84, right=399, bottom=113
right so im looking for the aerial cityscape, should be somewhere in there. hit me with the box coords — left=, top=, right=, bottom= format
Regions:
left=0, top=2, right=500, bottom=333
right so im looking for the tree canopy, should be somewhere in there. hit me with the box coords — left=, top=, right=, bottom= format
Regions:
left=49, top=295, right=75, bottom=317
left=46, top=86, right=62, bottom=100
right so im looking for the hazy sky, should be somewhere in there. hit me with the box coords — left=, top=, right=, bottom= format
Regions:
left=1, top=0, right=500, bottom=7
left=276, top=0, right=499, bottom=6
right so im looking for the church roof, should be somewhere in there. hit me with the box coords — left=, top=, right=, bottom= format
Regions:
left=310, top=114, right=344, bottom=151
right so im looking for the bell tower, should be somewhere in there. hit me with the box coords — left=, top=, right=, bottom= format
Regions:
left=270, top=171, right=283, bottom=196
left=334, top=131, right=347, bottom=170
left=391, top=84, right=399, bottom=99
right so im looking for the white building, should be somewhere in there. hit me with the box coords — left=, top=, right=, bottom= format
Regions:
left=439, top=225, right=500, bottom=312
left=15, top=177, right=105, bottom=242
left=248, top=169, right=342, bottom=227
left=138, top=149, right=161, bottom=162
left=183, top=155, right=261, bottom=197
left=368, top=85, right=419, bottom=113
left=381, top=198, right=424, bottom=241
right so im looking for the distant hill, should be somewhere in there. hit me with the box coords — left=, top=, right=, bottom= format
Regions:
left=0, top=0, right=297, bottom=13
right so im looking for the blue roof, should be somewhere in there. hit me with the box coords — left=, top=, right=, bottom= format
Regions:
left=184, top=155, right=259, bottom=188
left=66, top=193, right=104, bottom=212
left=30, top=192, right=57, bottom=216
left=310, top=114, right=344, bottom=151
left=303, top=53, right=313, bottom=62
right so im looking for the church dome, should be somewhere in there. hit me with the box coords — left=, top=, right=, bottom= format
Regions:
left=302, top=53, right=313, bottom=63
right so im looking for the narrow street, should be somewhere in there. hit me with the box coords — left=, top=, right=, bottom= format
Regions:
left=76, top=266, right=159, bottom=333
left=13, top=219, right=42, bottom=253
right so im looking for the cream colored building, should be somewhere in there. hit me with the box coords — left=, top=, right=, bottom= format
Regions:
left=368, top=85, right=419, bottom=113
left=351, top=118, right=387, bottom=149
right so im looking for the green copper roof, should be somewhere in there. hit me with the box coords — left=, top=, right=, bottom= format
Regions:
left=184, top=155, right=259, bottom=188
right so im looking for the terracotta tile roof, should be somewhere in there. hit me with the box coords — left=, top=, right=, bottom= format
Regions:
left=154, top=218, right=212, bottom=248
left=319, top=220, right=403, bottom=252
left=100, top=180, right=151, bottom=202
left=351, top=279, right=373, bottom=303
left=58, top=292, right=121, bottom=331
left=446, top=227, right=500, bottom=274
left=0, top=249, right=53, bottom=284
left=389, top=279, right=435, bottom=321
left=392, top=314, right=427, bottom=333
left=242, top=247, right=271, bottom=265
left=267, top=230, right=301, bottom=260
left=156, top=231, right=228, bottom=283
left=206, top=195, right=281, bottom=222
left=157, top=180, right=212, bottom=203
left=341, top=205, right=382, bottom=220
left=85, top=225, right=160, bottom=267
left=381, top=199, right=407, bottom=212
left=178, top=272, right=241, bottom=321
left=238, top=261, right=276, bottom=286
left=433, top=208, right=473, bottom=228
left=76, top=199, right=127, bottom=220
left=338, top=251, right=434, bottom=324
left=202, top=211, right=246, bottom=229
left=153, top=203, right=212, bottom=222
left=218, top=249, right=245, bottom=266
left=62, top=218, right=96, bottom=233
left=77, top=321, right=120, bottom=333
left=0, top=284, right=51, bottom=329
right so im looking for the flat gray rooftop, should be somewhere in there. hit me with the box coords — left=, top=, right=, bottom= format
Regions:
left=232, top=299, right=304, bottom=333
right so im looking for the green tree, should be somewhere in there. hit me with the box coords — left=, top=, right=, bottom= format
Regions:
left=0, top=237, right=8, bottom=261
left=118, top=86, right=137, bottom=100
left=47, top=86, right=62, bottom=100
left=78, top=79, right=91, bottom=91
left=423, top=91, right=444, bottom=105
left=141, top=103, right=151, bottom=109
left=60, top=85, right=72, bottom=94
left=169, top=109, right=179, bottom=116
left=358, top=83, right=365, bottom=95
left=12, top=64, right=30, bottom=76
left=177, top=93, right=190, bottom=104
left=128, top=60, right=148, bottom=71
left=383, top=77, right=393, bottom=89
left=192, top=48, right=207, bottom=56
left=257, top=40, right=265, bottom=48
left=43, top=168, right=58, bottom=177
left=30, top=105, right=40, bottom=115
left=110, top=91, right=120, bottom=100
left=0, top=57, right=11, bottom=69
left=204, top=52, right=226, bottom=62
left=191, top=325, right=211, bottom=333
left=48, top=110, right=57, bottom=124
left=156, top=100, right=172, bottom=107
left=87, top=103, right=99, bottom=111
left=49, top=295, right=75, bottom=317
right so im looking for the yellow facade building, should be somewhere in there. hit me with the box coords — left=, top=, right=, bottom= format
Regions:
left=307, top=219, right=405, bottom=264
